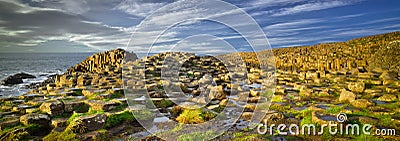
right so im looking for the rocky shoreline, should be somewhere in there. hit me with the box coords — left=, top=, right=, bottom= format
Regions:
left=0, top=32, right=400, bottom=140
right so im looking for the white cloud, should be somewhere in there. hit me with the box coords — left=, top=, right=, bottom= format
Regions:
left=268, top=36, right=334, bottom=47
left=0, top=0, right=134, bottom=51
left=264, top=19, right=323, bottom=30
left=0, top=27, right=32, bottom=36
left=16, top=39, right=47, bottom=46
left=114, top=0, right=169, bottom=17
left=2, top=0, right=397, bottom=53
left=0, top=0, right=59, bottom=13
left=271, top=1, right=358, bottom=16
left=247, top=0, right=305, bottom=8
left=381, top=24, right=400, bottom=29
left=262, top=18, right=327, bottom=37
left=28, top=0, right=91, bottom=14
left=334, top=13, right=364, bottom=19
left=360, top=17, right=400, bottom=25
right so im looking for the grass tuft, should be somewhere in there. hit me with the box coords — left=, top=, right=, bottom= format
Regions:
left=176, top=109, right=204, bottom=124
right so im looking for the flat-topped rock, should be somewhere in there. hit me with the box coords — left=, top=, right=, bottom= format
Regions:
left=19, top=113, right=50, bottom=127
left=51, top=118, right=68, bottom=128
left=351, top=99, right=375, bottom=108
left=86, top=100, right=120, bottom=112
left=377, top=94, right=397, bottom=102
left=339, top=89, right=356, bottom=103
left=62, top=99, right=89, bottom=113
left=39, top=100, right=64, bottom=117
left=69, top=114, right=106, bottom=134
left=0, top=118, right=20, bottom=130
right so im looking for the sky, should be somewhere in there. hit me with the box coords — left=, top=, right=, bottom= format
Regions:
left=0, top=0, right=399, bottom=53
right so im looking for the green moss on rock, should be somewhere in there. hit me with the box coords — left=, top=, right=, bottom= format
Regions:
left=105, top=110, right=136, bottom=129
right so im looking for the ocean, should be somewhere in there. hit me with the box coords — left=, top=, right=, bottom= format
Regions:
left=0, top=53, right=93, bottom=98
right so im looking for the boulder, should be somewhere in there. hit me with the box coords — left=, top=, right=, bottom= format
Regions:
left=25, top=108, right=39, bottom=114
left=312, top=112, right=338, bottom=125
left=63, top=100, right=89, bottom=113
left=386, top=87, right=399, bottom=93
left=198, top=74, right=213, bottom=85
left=350, top=116, right=379, bottom=125
left=2, top=72, right=36, bottom=85
left=219, top=99, right=228, bottom=106
left=306, top=71, right=318, bottom=79
left=0, top=127, right=29, bottom=140
left=1, top=72, right=36, bottom=85
left=82, top=89, right=106, bottom=97
left=351, top=99, right=374, bottom=108
left=1, top=76, right=22, bottom=85
left=0, top=118, right=20, bottom=130
left=339, top=89, right=356, bottom=103
left=250, top=89, right=261, bottom=97
left=14, top=72, right=36, bottom=79
left=69, top=114, right=106, bottom=134
left=86, top=100, right=120, bottom=112
left=77, top=131, right=104, bottom=140
left=299, top=87, right=313, bottom=97
left=39, top=100, right=64, bottom=117
left=275, top=87, right=285, bottom=94
left=19, top=113, right=50, bottom=128
left=379, top=71, right=398, bottom=80
left=207, top=85, right=227, bottom=100
left=240, top=112, right=253, bottom=121
left=348, top=81, right=365, bottom=93
left=51, top=118, right=68, bottom=127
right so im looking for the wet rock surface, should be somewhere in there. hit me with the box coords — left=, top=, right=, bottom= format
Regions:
left=1, top=72, right=36, bottom=85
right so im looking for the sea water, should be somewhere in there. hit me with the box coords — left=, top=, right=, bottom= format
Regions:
left=0, top=53, right=93, bottom=97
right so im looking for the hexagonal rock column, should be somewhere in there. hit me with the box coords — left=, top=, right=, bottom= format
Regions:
left=69, top=114, right=106, bottom=134
left=39, top=100, right=64, bottom=117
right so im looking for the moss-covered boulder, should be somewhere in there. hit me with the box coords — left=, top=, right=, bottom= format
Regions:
left=104, top=111, right=136, bottom=129
left=69, top=114, right=106, bottom=134
left=19, top=114, right=50, bottom=128
left=0, top=118, right=20, bottom=130
left=39, top=100, right=64, bottom=117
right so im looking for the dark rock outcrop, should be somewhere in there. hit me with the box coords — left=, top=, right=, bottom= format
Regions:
left=25, top=74, right=56, bottom=89
left=1, top=72, right=36, bottom=85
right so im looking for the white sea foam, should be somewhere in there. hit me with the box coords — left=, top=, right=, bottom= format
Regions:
left=0, top=52, right=93, bottom=97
